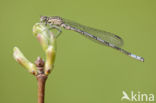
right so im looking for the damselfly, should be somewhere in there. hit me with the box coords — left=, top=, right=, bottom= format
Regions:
left=40, top=16, right=144, bottom=62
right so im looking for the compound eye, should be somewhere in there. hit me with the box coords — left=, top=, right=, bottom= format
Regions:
left=40, top=16, right=47, bottom=23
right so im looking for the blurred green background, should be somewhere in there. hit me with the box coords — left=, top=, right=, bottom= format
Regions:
left=0, top=0, right=156, bottom=103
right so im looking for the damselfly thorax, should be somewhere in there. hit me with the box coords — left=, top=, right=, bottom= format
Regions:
left=40, top=16, right=144, bottom=62
left=41, top=16, right=73, bottom=30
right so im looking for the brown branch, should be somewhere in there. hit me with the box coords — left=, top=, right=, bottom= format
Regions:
left=36, top=74, right=47, bottom=103
left=35, top=57, right=47, bottom=103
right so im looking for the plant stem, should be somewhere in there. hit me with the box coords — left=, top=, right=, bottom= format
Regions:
left=37, top=74, right=47, bottom=103
left=35, top=57, right=47, bottom=103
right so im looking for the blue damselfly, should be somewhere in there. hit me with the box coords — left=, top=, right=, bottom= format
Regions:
left=40, top=16, right=144, bottom=62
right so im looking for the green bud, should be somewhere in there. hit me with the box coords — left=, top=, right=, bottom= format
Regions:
left=33, top=23, right=56, bottom=51
left=33, top=23, right=57, bottom=75
left=44, top=46, right=56, bottom=75
left=13, top=47, right=37, bottom=75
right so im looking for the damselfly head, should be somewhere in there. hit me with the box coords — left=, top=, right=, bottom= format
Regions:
left=40, top=16, right=48, bottom=23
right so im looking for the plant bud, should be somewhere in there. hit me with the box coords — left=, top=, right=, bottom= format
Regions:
left=13, top=47, right=37, bottom=75
left=44, top=46, right=56, bottom=75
